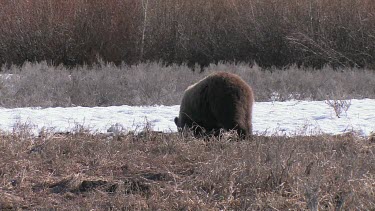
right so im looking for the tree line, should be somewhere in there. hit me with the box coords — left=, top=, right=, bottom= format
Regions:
left=0, top=0, right=374, bottom=69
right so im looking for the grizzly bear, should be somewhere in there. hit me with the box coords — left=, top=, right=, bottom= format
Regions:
left=174, top=71, right=254, bottom=138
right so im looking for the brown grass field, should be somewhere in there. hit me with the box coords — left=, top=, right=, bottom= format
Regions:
left=1, top=128, right=375, bottom=210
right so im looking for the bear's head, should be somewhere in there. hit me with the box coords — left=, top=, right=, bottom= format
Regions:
left=174, top=117, right=183, bottom=132
left=174, top=117, right=180, bottom=127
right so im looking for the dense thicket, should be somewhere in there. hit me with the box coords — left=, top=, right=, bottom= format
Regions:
left=0, top=0, right=374, bottom=68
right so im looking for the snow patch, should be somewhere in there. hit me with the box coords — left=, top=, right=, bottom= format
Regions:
left=0, top=99, right=374, bottom=137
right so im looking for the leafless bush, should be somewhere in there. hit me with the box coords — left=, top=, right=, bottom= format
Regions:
left=0, top=62, right=375, bottom=107
left=0, top=62, right=72, bottom=107
left=325, top=99, right=352, bottom=118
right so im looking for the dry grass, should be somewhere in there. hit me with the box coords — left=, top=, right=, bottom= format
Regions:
left=0, top=128, right=374, bottom=210
left=1, top=62, right=375, bottom=108
left=0, top=0, right=375, bottom=68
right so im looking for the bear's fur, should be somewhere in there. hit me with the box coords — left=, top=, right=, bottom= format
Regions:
left=174, top=71, right=254, bottom=138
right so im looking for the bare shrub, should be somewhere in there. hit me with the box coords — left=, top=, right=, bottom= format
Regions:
left=1, top=62, right=72, bottom=107
left=0, top=61, right=375, bottom=107
left=69, top=62, right=132, bottom=106
left=325, top=99, right=352, bottom=118
left=69, top=62, right=202, bottom=106
left=207, top=63, right=375, bottom=102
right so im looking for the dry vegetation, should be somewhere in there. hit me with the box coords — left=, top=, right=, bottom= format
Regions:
left=0, top=0, right=375, bottom=68
left=1, top=1, right=375, bottom=209
left=1, top=61, right=375, bottom=108
left=1, top=128, right=375, bottom=210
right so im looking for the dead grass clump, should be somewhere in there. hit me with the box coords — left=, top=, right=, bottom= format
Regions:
left=369, top=131, right=375, bottom=142
left=1, top=127, right=374, bottom=210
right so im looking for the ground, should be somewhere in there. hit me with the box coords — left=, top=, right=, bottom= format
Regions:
left=1, top=130, right=374, bottom=210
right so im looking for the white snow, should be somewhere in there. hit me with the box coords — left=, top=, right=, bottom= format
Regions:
left=1, top=99, right=374, bottom=136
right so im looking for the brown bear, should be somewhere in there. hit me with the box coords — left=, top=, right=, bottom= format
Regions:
left=174, top=71, right=254, bottom=138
